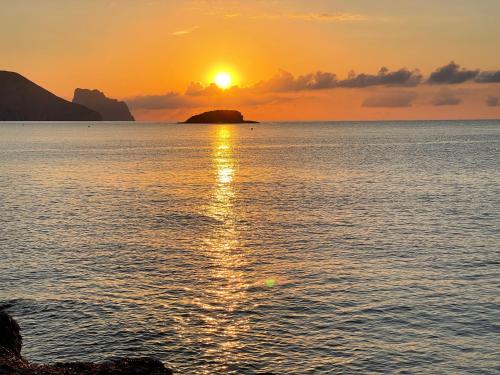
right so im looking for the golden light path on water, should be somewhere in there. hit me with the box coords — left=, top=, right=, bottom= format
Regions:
left=200, top=126, right=250, bottom=371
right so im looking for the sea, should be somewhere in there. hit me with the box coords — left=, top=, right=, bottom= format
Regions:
left=0, top=121, right=499, bottom=374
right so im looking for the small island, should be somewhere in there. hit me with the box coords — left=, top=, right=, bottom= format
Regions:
left=183, top=110, right=258, bottom=124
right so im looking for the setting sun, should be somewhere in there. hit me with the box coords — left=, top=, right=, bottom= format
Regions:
left=214, top=72, right=232, bottom=90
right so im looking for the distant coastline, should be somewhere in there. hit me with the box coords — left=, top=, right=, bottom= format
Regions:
left=0, top=71, right=134, bottom=122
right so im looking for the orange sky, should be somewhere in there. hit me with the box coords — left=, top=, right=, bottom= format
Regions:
left=2, top=0, right=500, bottom=121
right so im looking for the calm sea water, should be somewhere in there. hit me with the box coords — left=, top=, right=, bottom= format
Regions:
left=0, top=121, right=499, bottom=374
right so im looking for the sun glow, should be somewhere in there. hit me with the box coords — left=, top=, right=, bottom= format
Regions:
left=214, top=72, right=232, bottom=89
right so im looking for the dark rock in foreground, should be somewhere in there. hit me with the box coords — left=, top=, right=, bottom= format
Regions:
left=0, top=310, right=172, bottom=375
left=183, top=110, right=258, bottom=124
left=0, top=71, right=102, bottom=121
left=73, top=89, right=135, bottom=121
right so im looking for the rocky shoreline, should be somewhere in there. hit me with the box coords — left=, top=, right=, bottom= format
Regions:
left=0, top=310, right=173, bottom=375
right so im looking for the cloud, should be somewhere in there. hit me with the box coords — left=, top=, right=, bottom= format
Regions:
left=181, top=64, right=495, bottom=98
left=126, top=62, right=500, bottom=111
left=362, top=92, right=417, bottom=108
left=252, top=67, right=421, bottom=93
left=216, top=12, right=365, bottom=22
left=476, top=71, right=500, bottom=83
left=428, top=63, right=500, bottom=84
left=172, top=26, right=200, bottom=36
left=428, top=62, right=479, bottom=84
left=339, top=67, right=422, bottom=88
left=432, top=89, right=462, bottom=106
left=127, top=87, right=297, bottom=111
left=127, top=92, right=198, bottom=110
left=486, top=96, right=499, bottom=106
left=253, top=70, right=337, bottom=92
left=186, top=2, right=366, bottom=23
left=266, top=12, right=365, bottom=22
left=185, top=82, right=226, bottom=96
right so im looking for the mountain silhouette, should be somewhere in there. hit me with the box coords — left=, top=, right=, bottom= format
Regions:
left=0, top=71, right=101, bottom=121
left=73, top=88, right=135, bottom=121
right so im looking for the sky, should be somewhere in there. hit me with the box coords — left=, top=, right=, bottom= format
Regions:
left=2, top=0, right=500, bottom=121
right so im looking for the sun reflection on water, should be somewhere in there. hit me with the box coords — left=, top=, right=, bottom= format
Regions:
left=200, top=126, right=250, bottom=369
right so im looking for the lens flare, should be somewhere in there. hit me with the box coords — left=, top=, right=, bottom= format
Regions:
left=265, top=279, right=276, bottom=288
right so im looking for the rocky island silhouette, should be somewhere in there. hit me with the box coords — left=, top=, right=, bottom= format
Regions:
left=73, top=89, right=135, bottom=121
left=183, top=110, right=258, bottom=124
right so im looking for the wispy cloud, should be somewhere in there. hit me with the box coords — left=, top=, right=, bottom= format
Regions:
left=127, top=86, right=297, bottom=111
left=362, top=92, right=417, bottom=108
left=432, top=89, right=462, bottom=106
left=172, top=26, right=200, bottom=36
left=185, top=0, right=366, bottom=23
left=486, top=96, right=499, bottom=106
left=277, top=12, right=365, bottom=22
left=210, top=11, right=365, bottom=22
left=127, top=92, right=197, bottom=110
